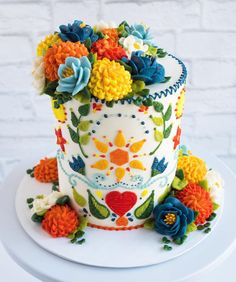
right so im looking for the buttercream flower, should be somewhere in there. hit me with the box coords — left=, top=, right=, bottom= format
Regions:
left=34, top=158, right=58, bottom=183
left=44, top=41, right=88, bottom=81
left=153, top=197, right=194, bottom=239
left=37, top=33, right=61, bottom=57
left=32, top=56, right=45, bottom=94
left=56, top=56, right=91, bottom=95
left=177, top=155, right=207, bottom=183
left=176, top=183, right=213, bottom=225
left=122, top=51, right=165, bottom=85
left=102, top=28, right=119, bottom=41
left=151, top=157, right=168, bottom=176
left=126, top=23, right=153, bottom=44
left=91, top=38, right=127, bottom=60
left=205, top=170, right=224, bottom=203
left=119, top=35, right=148, bottom=58
left=42, top=204, right=79, bottom=238
left=88, top=58, right=132, bottom=101
left=59, top=20, right=98, bottom=43
left=69, top=155, right=85, bottom=175
left=32, top=191, right=65, bottom=215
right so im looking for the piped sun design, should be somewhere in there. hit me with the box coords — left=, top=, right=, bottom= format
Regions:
left=91, top=130, right=146, bottom=182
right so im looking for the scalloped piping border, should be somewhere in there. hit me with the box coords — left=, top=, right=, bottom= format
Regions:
left=88, top=223, right=144, bottom=231
left=92, top=53, right=187, bottom=105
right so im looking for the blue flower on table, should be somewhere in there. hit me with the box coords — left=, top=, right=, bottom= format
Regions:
left=122, top=51, right=165, bottom=85
left=56, top=56, right=91, bottom=96
left=127, top=23, right=153, bottom=44
left=59, top=20, right=98, bottom=43
left=153, top=197, right=194, bottom=239
left=151, top=157, right=168, bottom=177
left=69, top=155, right=85, bottom=175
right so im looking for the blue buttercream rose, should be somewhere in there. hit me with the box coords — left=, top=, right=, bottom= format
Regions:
left=59, top=20, right=98, bottom=43
left=128, top=23, right=153, bottom=43
left=57, top=56, right=91, bottom=96
left=122, top=51, right=165, bottom=85
left=153, top=197, right=194, bottom=239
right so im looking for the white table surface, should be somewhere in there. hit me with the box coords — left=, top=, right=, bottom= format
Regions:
left=0, top=148, right=236, bottom=282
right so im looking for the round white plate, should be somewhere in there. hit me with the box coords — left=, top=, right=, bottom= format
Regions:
left=15, top=170, right=223, bottom=268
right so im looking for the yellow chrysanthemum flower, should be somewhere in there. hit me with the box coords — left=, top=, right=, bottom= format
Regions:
left=37, top=33, right=61, bottom=57
left=177, top=155, right=207, bottom=183
left=88, top=58, right=132, bottom=101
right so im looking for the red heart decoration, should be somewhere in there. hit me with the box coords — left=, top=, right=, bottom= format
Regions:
left=105, top=191, right=137, bottom=217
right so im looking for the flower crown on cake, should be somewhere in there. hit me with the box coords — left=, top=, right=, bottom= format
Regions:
left=33, top=20, right=170, bottom=108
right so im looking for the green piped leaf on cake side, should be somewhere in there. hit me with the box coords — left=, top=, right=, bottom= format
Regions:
left=79, top=133, right=91, bottom=145
left=154, top=129, right=163, bottom=142
left=134, top=190, right=154, bottom=219
left=163, top=104, right=172, bottom=121
left=67, top=125, right=79, bottom=144
left=153, top=101, right=164, bottom=112
left=72, top=187, right=87, bottom=207
left=70, top=109, right=80, bottom=127
left=78, top=120, right=92, bottom=132
left=88, top=190, right=110, bottom=219
left=164, top=124, right=173, bottom=138
left=78, top=104, right=90, bottom=116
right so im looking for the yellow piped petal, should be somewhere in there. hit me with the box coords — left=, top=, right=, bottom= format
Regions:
left=129, top=160, right=146, bottom=170
left=129, top=139, right=146, bottom=153
left=115, top=167, right=126, bottom=182
left=93, top=138, right=109, bottom=153
left=95, top=190, right=103, bottom=199
left=114, top=130, right=126, bottom=147
left=141, top=189, right=148, bottom=197
left=91, top=159, right=109, bottom=170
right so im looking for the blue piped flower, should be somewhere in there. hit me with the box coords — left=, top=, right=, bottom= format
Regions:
left=69, top=155, right=85, bottom=175
left=151, top=157, right=168, bottom=177
left=122, top=51, right=165, bottom=85
left=127, top=23, right=153, bottom=43
left=153, top=197, right=194, bottom=239
left=56, top=56, right=91, bottom=96
left=59, top=20, right=98, bottom=43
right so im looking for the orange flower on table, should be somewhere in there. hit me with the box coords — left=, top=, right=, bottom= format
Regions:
left=173, top=126, right=181, bottom=150
left=176, top=183, right=213, bottom=225
left=91, top=130, right=146, bottom=182
left=34, top=158, right=58, bottom=183
left=92, top=103, right=103, bottom=113
left=101, top=28, right=119, bottom=41
left=42, top=205, right=79, bottom=238
left=138, top=105, right=149, bottom=114
left=44, top=41, right=88, bottom=81
left=91, top=38, right=127, bottom=60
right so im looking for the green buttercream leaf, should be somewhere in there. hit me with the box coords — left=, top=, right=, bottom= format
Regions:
left=143, top=97, right=153, bottom=106
left=78, top=216, right=88, bottom=231
left=175, top=169, right=184, bottom=180
left=118, top=60, right=132, bottom=72
left=147, top=45, right=158, bottom=56
left=43, top=80, right=58, bottom=96
left=158, top=186, right=171, bottom=203
left=70, top=110, right=79, bottom=127
left=153, top=101, right=164, bottom=112
left=164, top=124, right=173, bottom=138
left=144, top=218, right=155, bottom=230
left=78, top=104, right=90, bottom=116
left=133, top=97, right=143, bottom=106
left=136, top=88, right=150, bottom=97
left=106, top=101, right=115, bottom=108
left=84, top=38, right=92, bottom=50
left=72, top=187, right=87, bottom=207
left=151, top=116, right=163, bottom=126
left=172, top=176, right=188, bottom=190
left=187, top=222, right=197, bottom=234
left=163, top=104, right=172, bottom=121
left=162, top=76, right=171, bottom=83
left=131, top=80, right=145, bottom=92
left=78, top=120, right=91, bottom=132
left=88, top=190, right=110, bottom=219
left=56, top=195, right=70, bottom=205
left=213, top=202, right=220, bottom=211
left=198, top=179, right=209, bottom=191
left=31, top=213, right=44, bottom=223
left=68, top=125, right=79, bottom=144
left=134, top=191, right=154, bottom=219
left=154, top=129, right=163, bottom=142
left=79, top=133, right=90, bottom=145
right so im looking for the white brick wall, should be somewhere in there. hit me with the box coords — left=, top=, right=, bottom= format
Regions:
left=0, top=0, right=236, bottom=183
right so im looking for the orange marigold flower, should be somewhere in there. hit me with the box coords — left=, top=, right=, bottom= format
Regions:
left=176, top=183, right=213, bottom=225
left=34, top=158, right=58, bottom=183
left=102, top=28, right=119, bottom=41
left=42, top=205, right=79, bottom=238
left=91, top=38, right=127, bottom=60
left=44, top=41, right=88, bottom=81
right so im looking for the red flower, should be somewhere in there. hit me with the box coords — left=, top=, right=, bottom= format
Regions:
left=173, top=126, right=181, bottom=150
left=176, top=183, right=213, bottom=225
left=91, top=38, right=127, bottom=61
left=55, top=128, right=67, bottom=152
left=92, top=103, right=103, bottom=112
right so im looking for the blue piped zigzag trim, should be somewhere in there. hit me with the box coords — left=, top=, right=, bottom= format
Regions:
left=91, top=53, right=187, bottom=105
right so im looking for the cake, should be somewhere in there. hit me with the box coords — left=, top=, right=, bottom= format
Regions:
left=29, top=20, right=223, bottom=246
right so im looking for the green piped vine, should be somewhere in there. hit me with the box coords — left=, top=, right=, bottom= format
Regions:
left=67, top=103, right=92, bottom=159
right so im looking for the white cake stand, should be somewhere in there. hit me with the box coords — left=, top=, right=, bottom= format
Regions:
left=0, top=149, right=236, bottom=282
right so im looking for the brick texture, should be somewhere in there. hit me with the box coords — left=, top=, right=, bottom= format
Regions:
left=0, top=0, right=236, bottom=183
